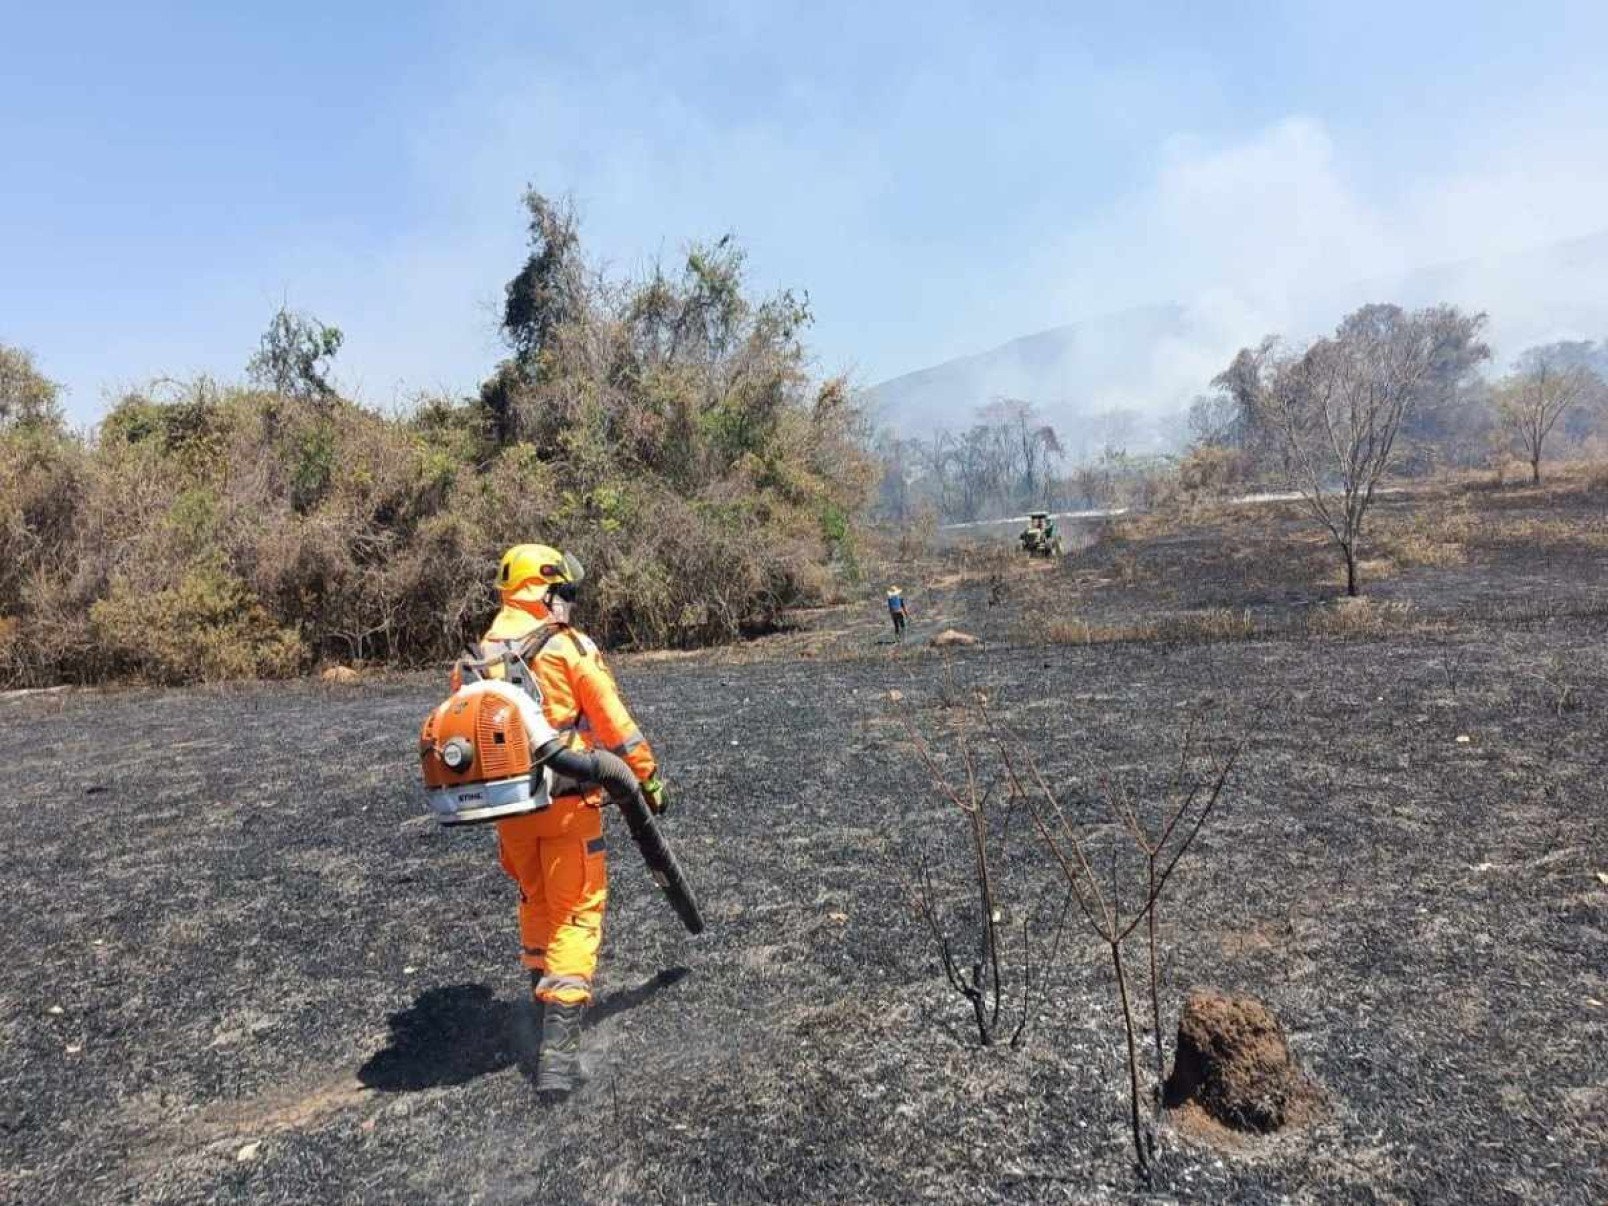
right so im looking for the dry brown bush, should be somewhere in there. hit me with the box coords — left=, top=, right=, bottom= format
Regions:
left=1026, top=608, right=1258, bottom=647
left=89, top=561, right=304, bottom=685
left=1174, top=445, right=1251, bottom=503
left=1375, top=500, right=1475, bottom=569
left=0, top=215, right=872, bottom=687
left=1305, top=597, right=1418, bottom=637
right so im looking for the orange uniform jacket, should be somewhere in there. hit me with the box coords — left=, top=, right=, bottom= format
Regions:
left=461, top=601, right=658, bottom=1005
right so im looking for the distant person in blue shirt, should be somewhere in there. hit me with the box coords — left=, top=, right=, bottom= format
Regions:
left=886, top=586, right=908, bottom=640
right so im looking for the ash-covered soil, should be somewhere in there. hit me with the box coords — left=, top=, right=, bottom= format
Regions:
left=3, top=496, right=1607, bottom=1203
left=1051, top=478, right=1608, bottom=628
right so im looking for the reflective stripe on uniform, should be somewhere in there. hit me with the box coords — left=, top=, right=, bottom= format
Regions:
left=608, top=731, right=643, bottom=756
left=585, top=836, right=606, bottom=855
left=535, top=973, right=591, bottom=994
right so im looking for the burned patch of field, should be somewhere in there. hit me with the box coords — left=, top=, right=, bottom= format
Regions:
left=2, top=598, right=1606, bottom=1201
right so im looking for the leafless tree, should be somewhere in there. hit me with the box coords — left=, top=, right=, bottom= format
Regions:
left=992, top=715, right=1240, bottom=1180
left=984, top=398, right=1064, bottom=508
left=1495, top=348, right=1605, bottom=484
left=1073, top=460, right=1112, bottom=509
left=1186, top=391, right=1240, bottom=449
left=1088, top=407, right=1140, bottom=462
left=952, top=423, right=1011, bottom=522
left=874, top=429, right=914, bottom=522
left=914, top=430, right=957, bottom=520
left=881, top=400, right=1070, bottom=522
left=908, top=718, right=1006, bottom=1045
left=1037, top=427, right=1066, bottom=509
left=1264, top=304, right=1487, bottom=596
left=903, top=688, right=1071, bottom=1049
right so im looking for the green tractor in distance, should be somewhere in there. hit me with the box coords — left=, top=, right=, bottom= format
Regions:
left=1019, top=511, right=1064, bottom=558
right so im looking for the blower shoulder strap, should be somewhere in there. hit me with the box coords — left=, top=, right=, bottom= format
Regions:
left=505, top=622, right=566, bottom=675
left=494, top=623, right=570, bottom=698
left=452, top=622, right=567, bottom=694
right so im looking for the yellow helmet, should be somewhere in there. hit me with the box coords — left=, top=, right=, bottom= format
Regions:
left=498, top=544, right=585, bottom=603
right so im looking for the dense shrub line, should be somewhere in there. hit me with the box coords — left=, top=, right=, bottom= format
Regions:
left=0, top=198, right=874, bottom=686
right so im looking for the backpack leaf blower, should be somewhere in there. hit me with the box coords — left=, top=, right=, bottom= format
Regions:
left=420, top=674, right=705, bottom=936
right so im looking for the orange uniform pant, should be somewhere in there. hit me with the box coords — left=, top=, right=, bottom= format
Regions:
left=496, top=795, right=608, bottom=1005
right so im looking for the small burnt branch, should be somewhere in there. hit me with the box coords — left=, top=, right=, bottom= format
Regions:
left=1011, top=884, right=1075, bottom=1050
left=902, top=666, right=1072, bottom=1051
left=903, top=685, right=1019, bottom=1049
left=993, top=704, right=1242, bottom=1182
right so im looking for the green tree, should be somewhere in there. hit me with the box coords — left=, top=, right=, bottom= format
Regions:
left=247, top=307, right=344, bottom=401
left=503, top=191, right=585, bottom=372
left=0, top=344, right=65, bottom=434
left=479, top=191, right=588, bottom=448
left=474, top=191, right=873, bottom=646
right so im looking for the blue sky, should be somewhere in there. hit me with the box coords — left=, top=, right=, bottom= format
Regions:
left=5, top=1, right=1608, bottom=421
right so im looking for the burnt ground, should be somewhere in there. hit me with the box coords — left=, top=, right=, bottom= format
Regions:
left=3, top=479, right=1607, bottom=1203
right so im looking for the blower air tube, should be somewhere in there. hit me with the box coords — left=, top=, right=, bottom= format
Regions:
left=543, top=747, right=706, bottom=936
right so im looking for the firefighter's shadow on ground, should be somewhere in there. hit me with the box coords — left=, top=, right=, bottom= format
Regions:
left=357, top=969, right=690, bottom=1093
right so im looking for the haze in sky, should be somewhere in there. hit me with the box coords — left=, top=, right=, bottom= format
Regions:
left=5, top=1, right=1608, bottom=424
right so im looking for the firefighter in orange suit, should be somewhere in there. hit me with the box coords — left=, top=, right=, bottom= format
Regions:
left=457, top=543, right=666, bottom=1099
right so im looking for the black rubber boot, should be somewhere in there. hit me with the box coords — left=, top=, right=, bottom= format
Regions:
left=536, top=1000, right=585, bottom=1101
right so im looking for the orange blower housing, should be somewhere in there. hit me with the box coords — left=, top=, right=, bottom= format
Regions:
left=419, top=680, right=560, bottom=825
left=417, top=670, right=707, bottom=936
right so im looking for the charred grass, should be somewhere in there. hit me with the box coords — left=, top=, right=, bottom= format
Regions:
left=2, top=482, right=1606, bottom=1202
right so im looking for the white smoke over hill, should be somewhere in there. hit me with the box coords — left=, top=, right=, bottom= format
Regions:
left=862, top=116, right=1608, bottom=455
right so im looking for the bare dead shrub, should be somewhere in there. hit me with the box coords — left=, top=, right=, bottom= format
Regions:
left=901, top=680, right=1071, bottom=1049
left=958, top=541, right=1022, bottom=586
left=1531, top=654, right=1581, bottom=717
left=1175, top=445, right=1251, bottom=503
left=995, top=714, right=1242, bottom=1179
left=895, top=506, right=939, bottom=560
